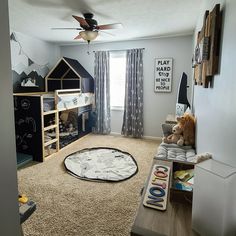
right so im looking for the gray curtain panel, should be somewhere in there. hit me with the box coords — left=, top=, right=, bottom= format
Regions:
left=93, top=51, right=111, bottom=134
left=122, top=49, right=144, bottom=138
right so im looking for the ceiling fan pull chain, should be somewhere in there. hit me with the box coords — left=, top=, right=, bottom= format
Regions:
left=87, top=42, right=90, bottom=55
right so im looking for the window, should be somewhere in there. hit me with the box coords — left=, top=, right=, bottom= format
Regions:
left=110, top=51, right=126, bottom=109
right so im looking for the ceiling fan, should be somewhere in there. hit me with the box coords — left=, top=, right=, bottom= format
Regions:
left=52, top=13, right=123, bottom=43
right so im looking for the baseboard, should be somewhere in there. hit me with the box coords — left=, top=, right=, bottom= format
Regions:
left=110, top=132, right=121, bottom=136
left=110, top=132, right=162, bottom=141
left=142, top=136, right=162, bottom=141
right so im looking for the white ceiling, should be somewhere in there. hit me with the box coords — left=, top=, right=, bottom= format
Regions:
left=8, top=0, right=202, bottom=45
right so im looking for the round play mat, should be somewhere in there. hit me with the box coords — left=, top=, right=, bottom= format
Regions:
left=64, top=147, right=138, bottom=182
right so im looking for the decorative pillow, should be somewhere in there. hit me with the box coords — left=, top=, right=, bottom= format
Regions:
left=161, top=123, right=175, bottom=137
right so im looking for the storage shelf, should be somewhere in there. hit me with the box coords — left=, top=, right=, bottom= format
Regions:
left=44, top=138, right=58, bottom=147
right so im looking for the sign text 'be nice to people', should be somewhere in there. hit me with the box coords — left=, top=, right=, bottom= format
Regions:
left=154, top=58, right=173, bottom=92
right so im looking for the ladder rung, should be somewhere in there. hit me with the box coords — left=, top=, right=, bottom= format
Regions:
left=43, top=110, right=57, bottom=115
left=44, top=138, right=58, bottom=147
left=44, top=124, right=57, bottom=131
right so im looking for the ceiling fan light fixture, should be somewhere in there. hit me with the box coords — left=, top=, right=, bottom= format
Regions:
left=79, top=30, right=98, bottom=42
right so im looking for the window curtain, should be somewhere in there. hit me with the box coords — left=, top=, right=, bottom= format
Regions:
left=93, top=51, right=111, bottom=134
left=122, top=49, right=144, bottom=138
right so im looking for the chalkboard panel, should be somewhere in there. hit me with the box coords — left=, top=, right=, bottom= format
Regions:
left=47, top=80, right=61, bottom=92
left=14, top=96, right=43, bottom=162
left=63, top=80, right=80, bottom=90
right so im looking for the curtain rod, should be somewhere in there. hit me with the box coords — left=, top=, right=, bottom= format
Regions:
left=93, top=48, right=145, bottom=53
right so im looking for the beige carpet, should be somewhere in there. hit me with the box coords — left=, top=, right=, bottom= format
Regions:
left=18, top=134, right=160, bottom=236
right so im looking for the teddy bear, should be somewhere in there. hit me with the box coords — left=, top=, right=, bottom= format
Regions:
left=162, top=124, right=184, bottom=146
left=176, top=113, right=195, bottom=146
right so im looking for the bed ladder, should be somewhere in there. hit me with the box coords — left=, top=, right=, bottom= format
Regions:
left=41, top=96, right=60, bottom=160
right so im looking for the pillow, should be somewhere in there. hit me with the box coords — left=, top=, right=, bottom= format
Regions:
left=161, top=123, right=174, bottom=137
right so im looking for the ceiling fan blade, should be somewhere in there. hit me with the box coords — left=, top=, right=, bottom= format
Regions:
left=96, top=23, right=123, bottom=30
left=74, top=35, right=82, bottom=40
left=72, top=15, right=90, bottom=27
left=52, top=27, right=82, bottom=30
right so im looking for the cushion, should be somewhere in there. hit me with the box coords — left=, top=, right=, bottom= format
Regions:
left=161, top=123, right=175, bottom=137
left=155, top=142, right=196, bottom=162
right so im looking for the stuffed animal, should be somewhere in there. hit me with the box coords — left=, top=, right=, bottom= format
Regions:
left=162, top=124, right=184, bottom=146
left=195, top=152, right=212, bottom=163
left=176, top=113, right=195, bottom=146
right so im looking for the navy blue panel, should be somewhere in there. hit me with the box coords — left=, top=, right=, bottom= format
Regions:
left=48, top=60, right=69, bottom=78
left=63, top=80, right=80, bottom=90
left=47, top=80, right=61, bottom=91
left=81, top=77, right=94, bottom=93
left=63, top=57, right=93, bottom=80
left=14, top=96, right=43, bottom=162
left=177, top=72, right=190, bottom=108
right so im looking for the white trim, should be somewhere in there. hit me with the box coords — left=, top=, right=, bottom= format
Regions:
left=110, top=51, right=126, bottom=58
left=58, top=32, right=193, bottom=46
left=142, top=136, right=162, bottom=141
left=111, top=106, right=124, bottom=111
left=110, top=132, right=121, bottom=136
left=110, top=132, right=162, bottom=141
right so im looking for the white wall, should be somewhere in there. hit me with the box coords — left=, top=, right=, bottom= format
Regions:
left=0, top=1, right=20, bottom=235
left=193, top=0, right=236, bottom=167
left=60, top=35, right=193, bottom=137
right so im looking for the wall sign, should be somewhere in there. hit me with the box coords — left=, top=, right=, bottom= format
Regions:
left=154, top=58, right=173, bottom=92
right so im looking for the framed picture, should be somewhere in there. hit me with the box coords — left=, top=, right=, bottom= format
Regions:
left=154, top=58, right=173, bottom=92
left=193, top=4, right=222, bottom=88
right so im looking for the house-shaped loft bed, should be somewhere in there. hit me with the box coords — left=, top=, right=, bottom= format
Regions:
left=14, top=57, right=94, bottom=162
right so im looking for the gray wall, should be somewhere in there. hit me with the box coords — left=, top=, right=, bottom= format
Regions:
left=10, top=31, right=60, bottom=93
left=10, top=31, right=60, bottom=70
left=60, top=35, right=193, bottom=137
left=193, top=0, right=236, bottom=167
left=0, top=0, right=20, bottom=235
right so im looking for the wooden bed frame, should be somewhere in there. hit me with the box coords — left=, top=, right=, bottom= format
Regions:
left=14, top=57, right=94, bottom=161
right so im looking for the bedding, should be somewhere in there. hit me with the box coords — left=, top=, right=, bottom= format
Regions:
left=43, top=97, right=55, bottom=112
left=57, top=93, right=93, bottom=110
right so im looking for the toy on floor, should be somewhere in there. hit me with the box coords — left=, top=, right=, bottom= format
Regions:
left=162, top=124, right=184, bottom=146
left=18, top=194, right=28, bottom=204
left=195, top=152, right=212, bottom=163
